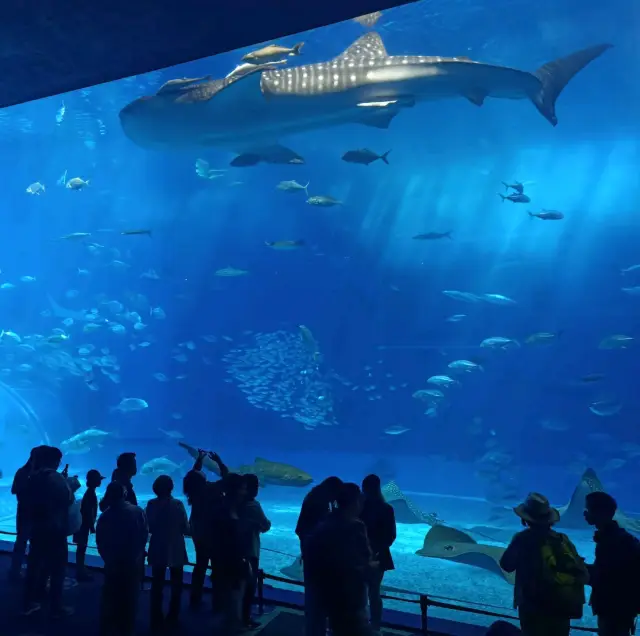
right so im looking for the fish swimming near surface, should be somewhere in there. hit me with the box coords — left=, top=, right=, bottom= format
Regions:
left=226, top=60, right=286, bottom=80
left=499, top=193, right=530, bottom=203
left=413, top=231, right=452, bottom=240
left=119, top=33, right=611, bottom=156
left=528, top=210, right=564, bottom=220
left=157, top=76, right=212, bottom=95
left=178, top=441, right=313, bottom=487
left=242, top=42, right=304, bottom=64
left=342, top=148, right=390, bottom=165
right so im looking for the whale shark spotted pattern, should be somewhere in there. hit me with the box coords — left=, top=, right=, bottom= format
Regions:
left=119, top=33, right=612, bottom=154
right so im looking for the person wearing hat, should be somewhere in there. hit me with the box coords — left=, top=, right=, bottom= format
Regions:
left=500, top=492, right=588, bottom=636
left=74, top=468, right=105, bottom=582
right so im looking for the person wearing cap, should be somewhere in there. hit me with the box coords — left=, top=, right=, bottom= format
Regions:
left=500, top=492, right=588, bottom=636
left=73, top=468, right=105, bottom=582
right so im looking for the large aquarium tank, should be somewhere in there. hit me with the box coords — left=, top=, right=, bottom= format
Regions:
left=0, top=0, right=637, bottom=630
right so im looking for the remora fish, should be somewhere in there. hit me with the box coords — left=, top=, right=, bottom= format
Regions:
left=119, top=33, right=612, bottom=154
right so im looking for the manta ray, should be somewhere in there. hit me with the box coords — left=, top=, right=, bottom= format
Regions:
left=120, top=33, right=611, bottom=160
left=557, top=468, right=640, bottom=533
left=178, top=441, right=313, bottom=487
left=478, top=468, right=640, bottom=536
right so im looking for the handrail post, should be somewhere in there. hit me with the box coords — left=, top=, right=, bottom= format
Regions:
left=257, top=568, right=265, bottom=615
left=419, top=594, right=429, bottom=635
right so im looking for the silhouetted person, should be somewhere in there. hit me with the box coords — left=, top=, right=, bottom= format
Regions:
left=584, top=491, right=640, bottom=636
left=361, top=474, right=396, bottom=633
left=183, top=449, right=229, bottom=609
left=74, top=469, right=104, bottom=582
left=241, top=473, right=271, bottom=629
left=295, top=476, right=343, bottom=553
left=304, top=482, right=374, bottom=636
left=9, top=448, right=37, bottom=581
left=96, top=481, right=148, bottom=636
left=500, top=493, right=588, bottom=636
left=146, top=475, right=189, bottom=632
left=100, top=452, right=138, bottom=511
left=22, top=445, right=74, bottom=618
left=210, top=473, right=249, bottom=634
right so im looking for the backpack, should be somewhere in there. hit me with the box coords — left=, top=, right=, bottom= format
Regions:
left=538, top=532, right=588, bottom=618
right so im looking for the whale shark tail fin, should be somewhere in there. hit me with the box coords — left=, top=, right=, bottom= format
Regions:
left=532, top=43, right=612, bottom=126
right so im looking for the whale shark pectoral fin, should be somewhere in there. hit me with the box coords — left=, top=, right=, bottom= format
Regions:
left=174, top=65, right=267, bottom=105
left=335, top=32, right=389, bottom=61
left=357, top=95, right=415, bottom=128
left=360, top=111, right=398, bottom=128
left=464, top=89, right=487, bottom=106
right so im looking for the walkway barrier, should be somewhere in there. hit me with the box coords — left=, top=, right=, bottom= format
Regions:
left=0, top=529, right=598, bottom=634
left=258, top=571, right=598, bottom=635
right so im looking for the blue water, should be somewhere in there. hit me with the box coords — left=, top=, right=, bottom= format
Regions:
left=0, top=0, right=638, bottom=630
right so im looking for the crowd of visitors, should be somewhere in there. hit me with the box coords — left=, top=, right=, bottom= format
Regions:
left=6, top=443, right=640, bottom=636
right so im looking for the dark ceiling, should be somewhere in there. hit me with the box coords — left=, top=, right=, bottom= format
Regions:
left=1, top=0, right=413, bottom=109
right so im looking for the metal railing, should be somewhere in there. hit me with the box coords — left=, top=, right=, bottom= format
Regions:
left=0, top=529, right=598, bottom=634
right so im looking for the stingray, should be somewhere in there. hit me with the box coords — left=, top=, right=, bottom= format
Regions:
left=557, top=468, right=640, bottom=533
left=467, top=526, right=518, bottom=544
left=416, top=525, right=514, bottom=585
left=382, top=480, right=442, bottom=525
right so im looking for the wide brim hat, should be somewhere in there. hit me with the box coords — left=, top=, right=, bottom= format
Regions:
left=514, top=492, right=560, bottom=525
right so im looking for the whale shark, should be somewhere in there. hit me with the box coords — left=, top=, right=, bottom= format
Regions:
left=177, top=441, right=313, bottom=487
left=120, top=33, right=611, bottom=158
